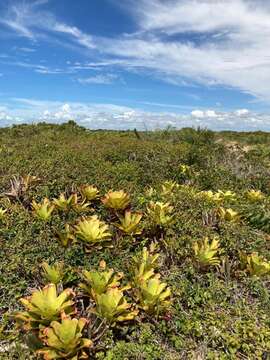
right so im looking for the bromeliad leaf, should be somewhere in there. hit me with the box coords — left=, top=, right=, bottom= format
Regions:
left=198, top=190, right=222, bottom=202
left=218, top=207, right=240, bottom=222
left=56, top=224, right=75, bottom=248
left=0, top=207, right=7, bottom=220
left=217, top=190, right=236, bottom=201
left=161, top=180, right=179, bottom=197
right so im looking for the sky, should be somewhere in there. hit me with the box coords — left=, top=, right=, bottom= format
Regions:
left=1, top=0, right=270, bottom=130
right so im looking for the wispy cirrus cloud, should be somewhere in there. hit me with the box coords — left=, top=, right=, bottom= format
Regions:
left=0, top=0, right=95, bottom=48
left=14, top=46, right=36, bottom=53
left=0, top=59, right=75, bottom=75
left=78, top=73, right=122, bottom=85
left=2, top=0, right=270, bottom=103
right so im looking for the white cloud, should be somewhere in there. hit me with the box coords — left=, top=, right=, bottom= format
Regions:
left=191, top=110, right=205, bottom=118
left=0, top=98, right=270, bottom=131
left=77, top=74, right=120, bottom=85
left=53, top=23, right=95, bottom=49
left=205, top=110, right=218, bottom=118
left=134, top=0, right=270, bottom=36
left=235, top=109, right=250, bottom=116
left=192, top=110, right=219, bottom=119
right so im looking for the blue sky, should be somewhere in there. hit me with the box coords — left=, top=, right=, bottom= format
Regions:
left=1, top=0, right=270, bottom=130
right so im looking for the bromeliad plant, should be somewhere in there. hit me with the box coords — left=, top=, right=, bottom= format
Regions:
left=15, top=284, right=75, bottom=330
left=147, top=201, right=174, bottom=227
left=246, top=189, right=265, bottom=202
left=53, top=193, right=78, bottom=212
left=79, top=185, right=99, bottom=201
left=218, top=207, right=240, bottom=222
left=217, top=190, right=236, bottom=201
left=38, top=313, right=92, bottom=360
left=199, top=190, right=222, bottom=202
left=137, top=187, right=158, bottom=207
left=135, top=275, right=171, bottom=315
left=133, top=245, right=160, bottom=287
left=73, top=200, right=91, bottom=214
left=57, top=224, right=75, bottom=247
left=193, top=237, right=222, bottom=268
left=22, top=174, right=41, bottom=191
left=75, top=215, right=112, bottom=249
left=32, top=198, right=55, bottom=222
left=240, top=252, right=270, bottom=277
left=4, top=174, right=40, bottom=202
left=102, top=190, right=130, bottom=211
left=161, top=181, right=179, bottom=198
left=79, top=261, right=123, bottom=300
left=179, top=164, right=191, bottom=177
left=41, top=262, right=65, bottom=285
left=93, top=287, right=138, bottom=325
left=132, top=245, right=171, bottom=315
left=114, top=210, right=143, bottom=236
left=0, top=207, right=7, bottom=220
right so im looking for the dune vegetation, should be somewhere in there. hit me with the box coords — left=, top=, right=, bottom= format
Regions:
left=0, top=121, right=270, bottom=359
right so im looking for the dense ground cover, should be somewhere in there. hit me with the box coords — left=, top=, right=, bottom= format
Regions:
left=0, top=122, right=270, bottom=359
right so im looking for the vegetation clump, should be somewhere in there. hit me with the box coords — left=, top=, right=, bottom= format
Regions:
left=1, top=123, right=270, bottom=359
